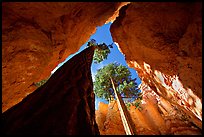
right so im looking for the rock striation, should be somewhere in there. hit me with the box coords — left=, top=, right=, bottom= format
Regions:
left=2, top=46, right=99, bottom=135
left=110, top=2, right=202, bottom=130
left=2, top=2, right=202, bottom=135
left=95, top=101, right=126, bottom=135
left=96, top=88, right=202, bottom=135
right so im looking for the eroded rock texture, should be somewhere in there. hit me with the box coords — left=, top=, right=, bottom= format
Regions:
left=2, top=2, right=123, bottom=112
left=2, top=46, right=99, bottom=135
left=2, top=2, right=202, bottom=135
left=96, top=101, right=126, bottom=135
left=110, top=2, right=202, bottom=131
left=96, top=88, right=202, bottom=135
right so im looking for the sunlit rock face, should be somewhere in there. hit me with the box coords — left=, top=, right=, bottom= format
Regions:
left=136, top=83, right=202, bottom=135
left=110, top=2, right=202, bottom=132
left=2, top=46, right=99, bottom=135
left=95, top=102, right=108, bottom=134
left=96, top=89, right=202, bottom=135
left=2, top=2, right=123, bottom=112
left=95, top=101, right=126, bottom=135
left=2, top=2, right=202, bottom=135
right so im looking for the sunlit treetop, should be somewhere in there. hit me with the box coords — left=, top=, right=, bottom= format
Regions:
left=94, top=62, right=141, bottom=101
left=87, top=39, right=113, bottom=64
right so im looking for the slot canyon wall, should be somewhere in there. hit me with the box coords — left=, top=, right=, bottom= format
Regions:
left=110, top=2, right=202, bottom=131
left=2, top=2, right=127, bottom=112
left=96, top=86, right=202, bottom=135
left=2, top=46, right=99, bottom=135
left=95, top=100, right=126, bottom=135
left=2, top=2, right=202, bottom=135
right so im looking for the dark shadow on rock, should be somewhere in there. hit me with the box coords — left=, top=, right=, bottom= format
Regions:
left=2, top=46, right=100, bottom=135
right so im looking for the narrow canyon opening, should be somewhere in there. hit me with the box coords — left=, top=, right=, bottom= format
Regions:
left=48, top=22, right=142, bottom=111
left=2, top=2, right=202, bottom=135
left=47, top=22, right=143, bottom=135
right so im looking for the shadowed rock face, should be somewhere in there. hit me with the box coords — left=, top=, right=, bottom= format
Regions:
left=2, top=2, right=123, bottom=112
left=2, top=46, right=99, bottom=135
left=2, top=2, right=202, bottom=135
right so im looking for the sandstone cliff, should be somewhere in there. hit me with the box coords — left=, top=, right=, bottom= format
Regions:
left=2, top=46, right=99, bottom=135
left=2, top=2, right=124, bottom=112
left=2, top=2, right=202, bottom=135
left=96, top=87, right=202, bottom=135
left=96, top=101, right=126, bottom=135
left=110, top=2, right=202, bottom=129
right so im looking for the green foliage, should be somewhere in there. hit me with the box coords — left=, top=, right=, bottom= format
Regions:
left=93, top=45, right=110, bottom=63
left=125, top=92, right=143, bottom=110
left=94, top=62, right=141, bottom=101
left=126, top=102, right=131, bottom=110
left=34, top=78, right=48, bottom=87
left=87, top=39, right=113, bottom=64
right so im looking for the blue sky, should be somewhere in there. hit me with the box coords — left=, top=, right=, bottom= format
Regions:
left=51, top=22, right=141, bottom=110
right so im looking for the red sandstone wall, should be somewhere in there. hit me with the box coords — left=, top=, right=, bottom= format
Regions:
left=96, top=87, right=202, bottom=135
left=2, top=2, right=123, bottom=112
left=110, top=2, right=202, bottom=130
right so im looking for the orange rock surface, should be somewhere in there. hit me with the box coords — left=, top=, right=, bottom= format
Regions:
left=2, top=2, right=123, bottom=112
left=2, top=46, right=99, bottom=135
left=95, top=101, right=126, bottom=135
left=2, top=2, right=202, bottom=135
left=110, top=2, right=202, bottom=130
left=96, top=87, right=202, bottom=135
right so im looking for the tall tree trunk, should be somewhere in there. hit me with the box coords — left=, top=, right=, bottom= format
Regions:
left=110, top=77, right=136, bottom=135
